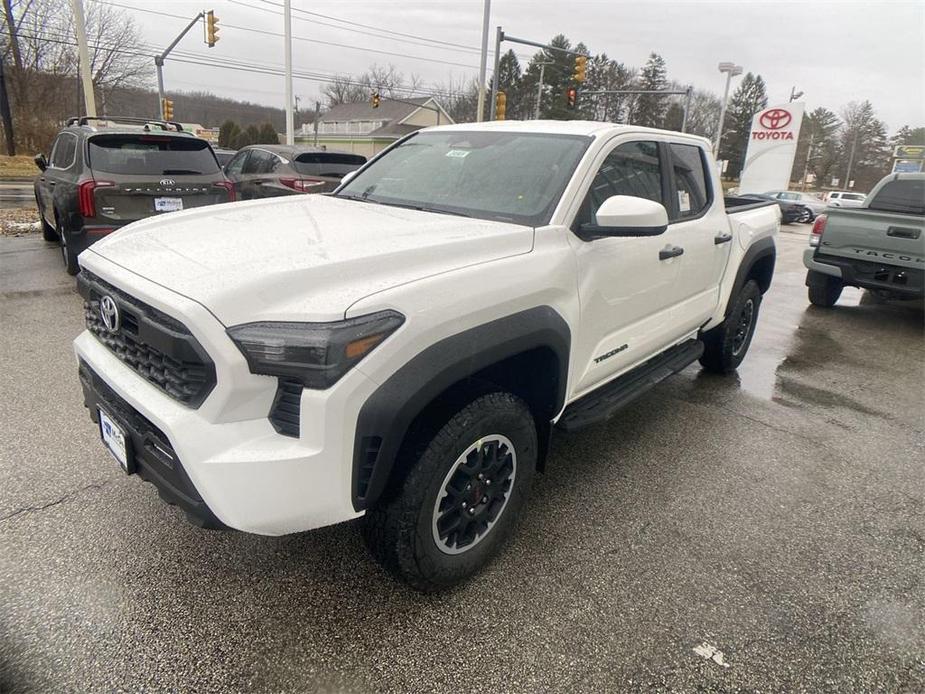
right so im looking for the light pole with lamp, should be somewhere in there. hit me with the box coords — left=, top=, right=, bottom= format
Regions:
left=714, top=61, right=743, bottom=156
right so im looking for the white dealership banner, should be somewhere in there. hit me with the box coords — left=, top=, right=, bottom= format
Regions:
left=738, top=103, right=805, bottom=193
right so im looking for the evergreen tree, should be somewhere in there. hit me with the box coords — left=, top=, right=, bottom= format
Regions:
left=218, top=120, right=240, bottom=148
left=837, top=101, right=890, bottom=190
left=495, top=49, right=523, bottom=120
left=792, top=107, right=840, bottom=187
left=891, top=125, right=925, bottom=146
left=718, top=72, right=768, bottom=179
left=258, top=122, right=279, bottom=144
left=631, top=53, right=668, bottom=127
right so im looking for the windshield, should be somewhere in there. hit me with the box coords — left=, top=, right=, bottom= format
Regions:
left=335, top=130, right=591, bottom=226
left=88, top=135, right=220, bottom=176
left=867, top=179, right=925, bottom=215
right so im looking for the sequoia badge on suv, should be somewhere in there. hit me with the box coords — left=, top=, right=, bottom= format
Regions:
left=34, top=116, right=234, bottom=274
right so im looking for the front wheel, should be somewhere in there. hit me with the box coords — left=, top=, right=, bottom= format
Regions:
left=363, top=392, right=537, bottom=592
left=798, top=207, right=813, bottom=223
left=699, top=279, right=763, bottom=374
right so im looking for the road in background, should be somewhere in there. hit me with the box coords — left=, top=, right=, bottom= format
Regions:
left=0, top=229, right=922, bottom=692
left=0, top=183, right=34, bottom=209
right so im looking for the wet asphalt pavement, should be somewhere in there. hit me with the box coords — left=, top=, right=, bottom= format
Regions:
left=1, top=227, right=923, bottom=692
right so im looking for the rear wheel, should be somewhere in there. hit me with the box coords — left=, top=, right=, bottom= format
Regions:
left=57, top=217, right=79, bottom=275
left=798, top=207, right=813, bottom=223
left=700, top=279, right=762, bottom=374
left=363, top=392, right=537, bottom=592
left=807, top=270, right=842, bottom=307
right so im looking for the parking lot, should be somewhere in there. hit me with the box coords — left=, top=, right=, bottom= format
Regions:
left=0, top=227, right=922, bottom=691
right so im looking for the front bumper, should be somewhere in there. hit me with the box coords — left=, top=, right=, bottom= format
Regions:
left=74, top=255, right=376, bottom=535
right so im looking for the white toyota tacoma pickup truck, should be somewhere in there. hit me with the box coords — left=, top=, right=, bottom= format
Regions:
left=75, top=121, right=779, bottom=590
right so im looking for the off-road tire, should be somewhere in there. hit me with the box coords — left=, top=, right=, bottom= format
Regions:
left=807, top=270, right=842, bottom=307
left=699, top=279, right=763, bottom=374
left=362, top=392, right=537, bottom=592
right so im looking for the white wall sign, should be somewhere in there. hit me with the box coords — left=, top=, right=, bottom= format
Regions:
left=738, top=103, right=805, bottom=193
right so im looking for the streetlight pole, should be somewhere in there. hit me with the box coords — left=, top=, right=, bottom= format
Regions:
left=476, top=0, right=491, bottom=122
left=714, top=61, right=742, bottom=155
left=283, top=0, right=294, bottom=145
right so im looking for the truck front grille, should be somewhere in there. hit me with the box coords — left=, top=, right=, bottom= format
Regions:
left=78, top=270, right=216, bottom=408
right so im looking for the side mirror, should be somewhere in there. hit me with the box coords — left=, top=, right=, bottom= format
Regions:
left=34, top=153, right=48, bottom=172
left=339, top=170, right=358, bottom=186
left=577, top=195, right=668, bottom=240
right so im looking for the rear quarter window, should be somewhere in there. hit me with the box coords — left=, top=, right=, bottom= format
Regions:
left=88, top=135, right=220, bottom=176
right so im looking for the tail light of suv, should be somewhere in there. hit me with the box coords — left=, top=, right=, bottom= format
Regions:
left=809, top=214, right=827, bottom=247
left=212, top=180, right=236, bottom=202
left=279, top=177, right=326, bottom=193
left=78, top=179, right=114, bottom=218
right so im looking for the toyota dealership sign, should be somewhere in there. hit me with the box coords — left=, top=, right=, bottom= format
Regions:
left=739, top=103, right=804, bottom=193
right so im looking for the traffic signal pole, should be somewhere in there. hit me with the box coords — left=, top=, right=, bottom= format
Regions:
left=155, top=11, right=208, bottom=119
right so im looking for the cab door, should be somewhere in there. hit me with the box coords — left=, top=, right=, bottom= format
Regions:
left=663, top=142, right=731, bottom=334
left=568, top=139, right=687, bottom=397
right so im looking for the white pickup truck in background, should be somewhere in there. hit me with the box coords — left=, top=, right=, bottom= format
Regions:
left=74, top=121, right=780, bottom=590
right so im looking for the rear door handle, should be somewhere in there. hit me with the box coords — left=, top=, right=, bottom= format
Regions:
left=659, top=245, right=684, bottom=260
left=714, top=232, right=733, bottom=244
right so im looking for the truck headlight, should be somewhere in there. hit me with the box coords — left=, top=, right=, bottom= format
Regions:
left=227, top=310, right=404, bottom=389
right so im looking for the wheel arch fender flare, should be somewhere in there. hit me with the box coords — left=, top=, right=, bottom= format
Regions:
left=727, top=236, right=776, bottom=315
left=351, top=306, right=571, bottom=512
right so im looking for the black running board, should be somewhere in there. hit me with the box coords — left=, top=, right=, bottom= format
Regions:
left=557, top=339, right=703, bottom=432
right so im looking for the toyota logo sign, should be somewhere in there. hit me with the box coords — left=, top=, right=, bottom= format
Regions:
left=99, top=295, right=121, bottom=333
left=752, top=108, right=795, bottom=141
left=759, top=109, right=792, bottom=130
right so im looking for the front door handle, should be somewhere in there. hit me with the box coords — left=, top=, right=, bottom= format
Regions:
left=714, top=232, right=733, bottom=244
left=659, top=245, right=684, bottom=260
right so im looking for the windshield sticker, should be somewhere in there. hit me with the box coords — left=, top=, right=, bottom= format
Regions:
left=446, top=149, right=471, bottom=159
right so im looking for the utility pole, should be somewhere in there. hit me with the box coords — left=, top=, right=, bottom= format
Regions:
left=476, top=0, right=491, bottom=122
left=801, top=130, right=815, bottom=191
left=2, top=0, right=23, bottom=70
left=845, top=131, right=859, bottom=188
left=69, top=0, right=97, bottom=116
left=313, top=101, right=320, bottom=147
left=283, top=0, right=294, bottom=145
left=534, top=59, right=553, bottom=119
left=0, top=59, right=15, bottom=155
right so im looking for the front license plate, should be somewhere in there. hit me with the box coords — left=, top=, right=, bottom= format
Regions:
left=154, top=197, right=183, bottom=212
left=98, top=408, right=132, bottom=473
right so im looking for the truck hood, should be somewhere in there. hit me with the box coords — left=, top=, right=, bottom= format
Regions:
left=86, top=195, right=534, bottom=325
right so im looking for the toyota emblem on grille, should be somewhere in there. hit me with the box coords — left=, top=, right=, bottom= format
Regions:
left=99, top=295, right=121, bottom=333
left=159, top=178, right=176, bottom=186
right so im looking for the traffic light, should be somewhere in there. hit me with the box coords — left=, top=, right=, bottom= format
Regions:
left=161, top=97, right=174, bottom=121
left=566, top=87, right=578, bottom=110
left=495, top=91, right=506, bottom=120
left=371, top=92, right=380, bottom=108
left=572, top=55, right=587, bottom=83
left=206, top=10, right=220, bottom=47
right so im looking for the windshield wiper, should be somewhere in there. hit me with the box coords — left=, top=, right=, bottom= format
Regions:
left=336, top=193, right=377, bottom=203
left=162, top=169, right=201, bottom=175
left=375, top=201, right=473, bottom=218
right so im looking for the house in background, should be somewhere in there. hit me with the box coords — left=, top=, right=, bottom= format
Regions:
left=297, top=97, right=453, bottom=158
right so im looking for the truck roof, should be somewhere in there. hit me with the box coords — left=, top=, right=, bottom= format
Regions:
left=423, top=119, right=711, bottom=147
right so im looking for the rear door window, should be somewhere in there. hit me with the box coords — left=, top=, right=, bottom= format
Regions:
left=293, top=152, right=366, bottom=178
left=225, top=151, right=248, bottom=176
left=867, top=179, right=925, bottom=215
left=669, top=143, right=710, bottom=220
left=88, top=135, right=220, bottom=175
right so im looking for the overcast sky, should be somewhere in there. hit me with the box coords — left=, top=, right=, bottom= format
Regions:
left=116, top=0, right=925, bottom=132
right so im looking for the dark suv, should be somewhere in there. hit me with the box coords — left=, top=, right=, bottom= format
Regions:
left=34, top=116, right=234, bottom=274
left=223, top=144, right=366, bottom=199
